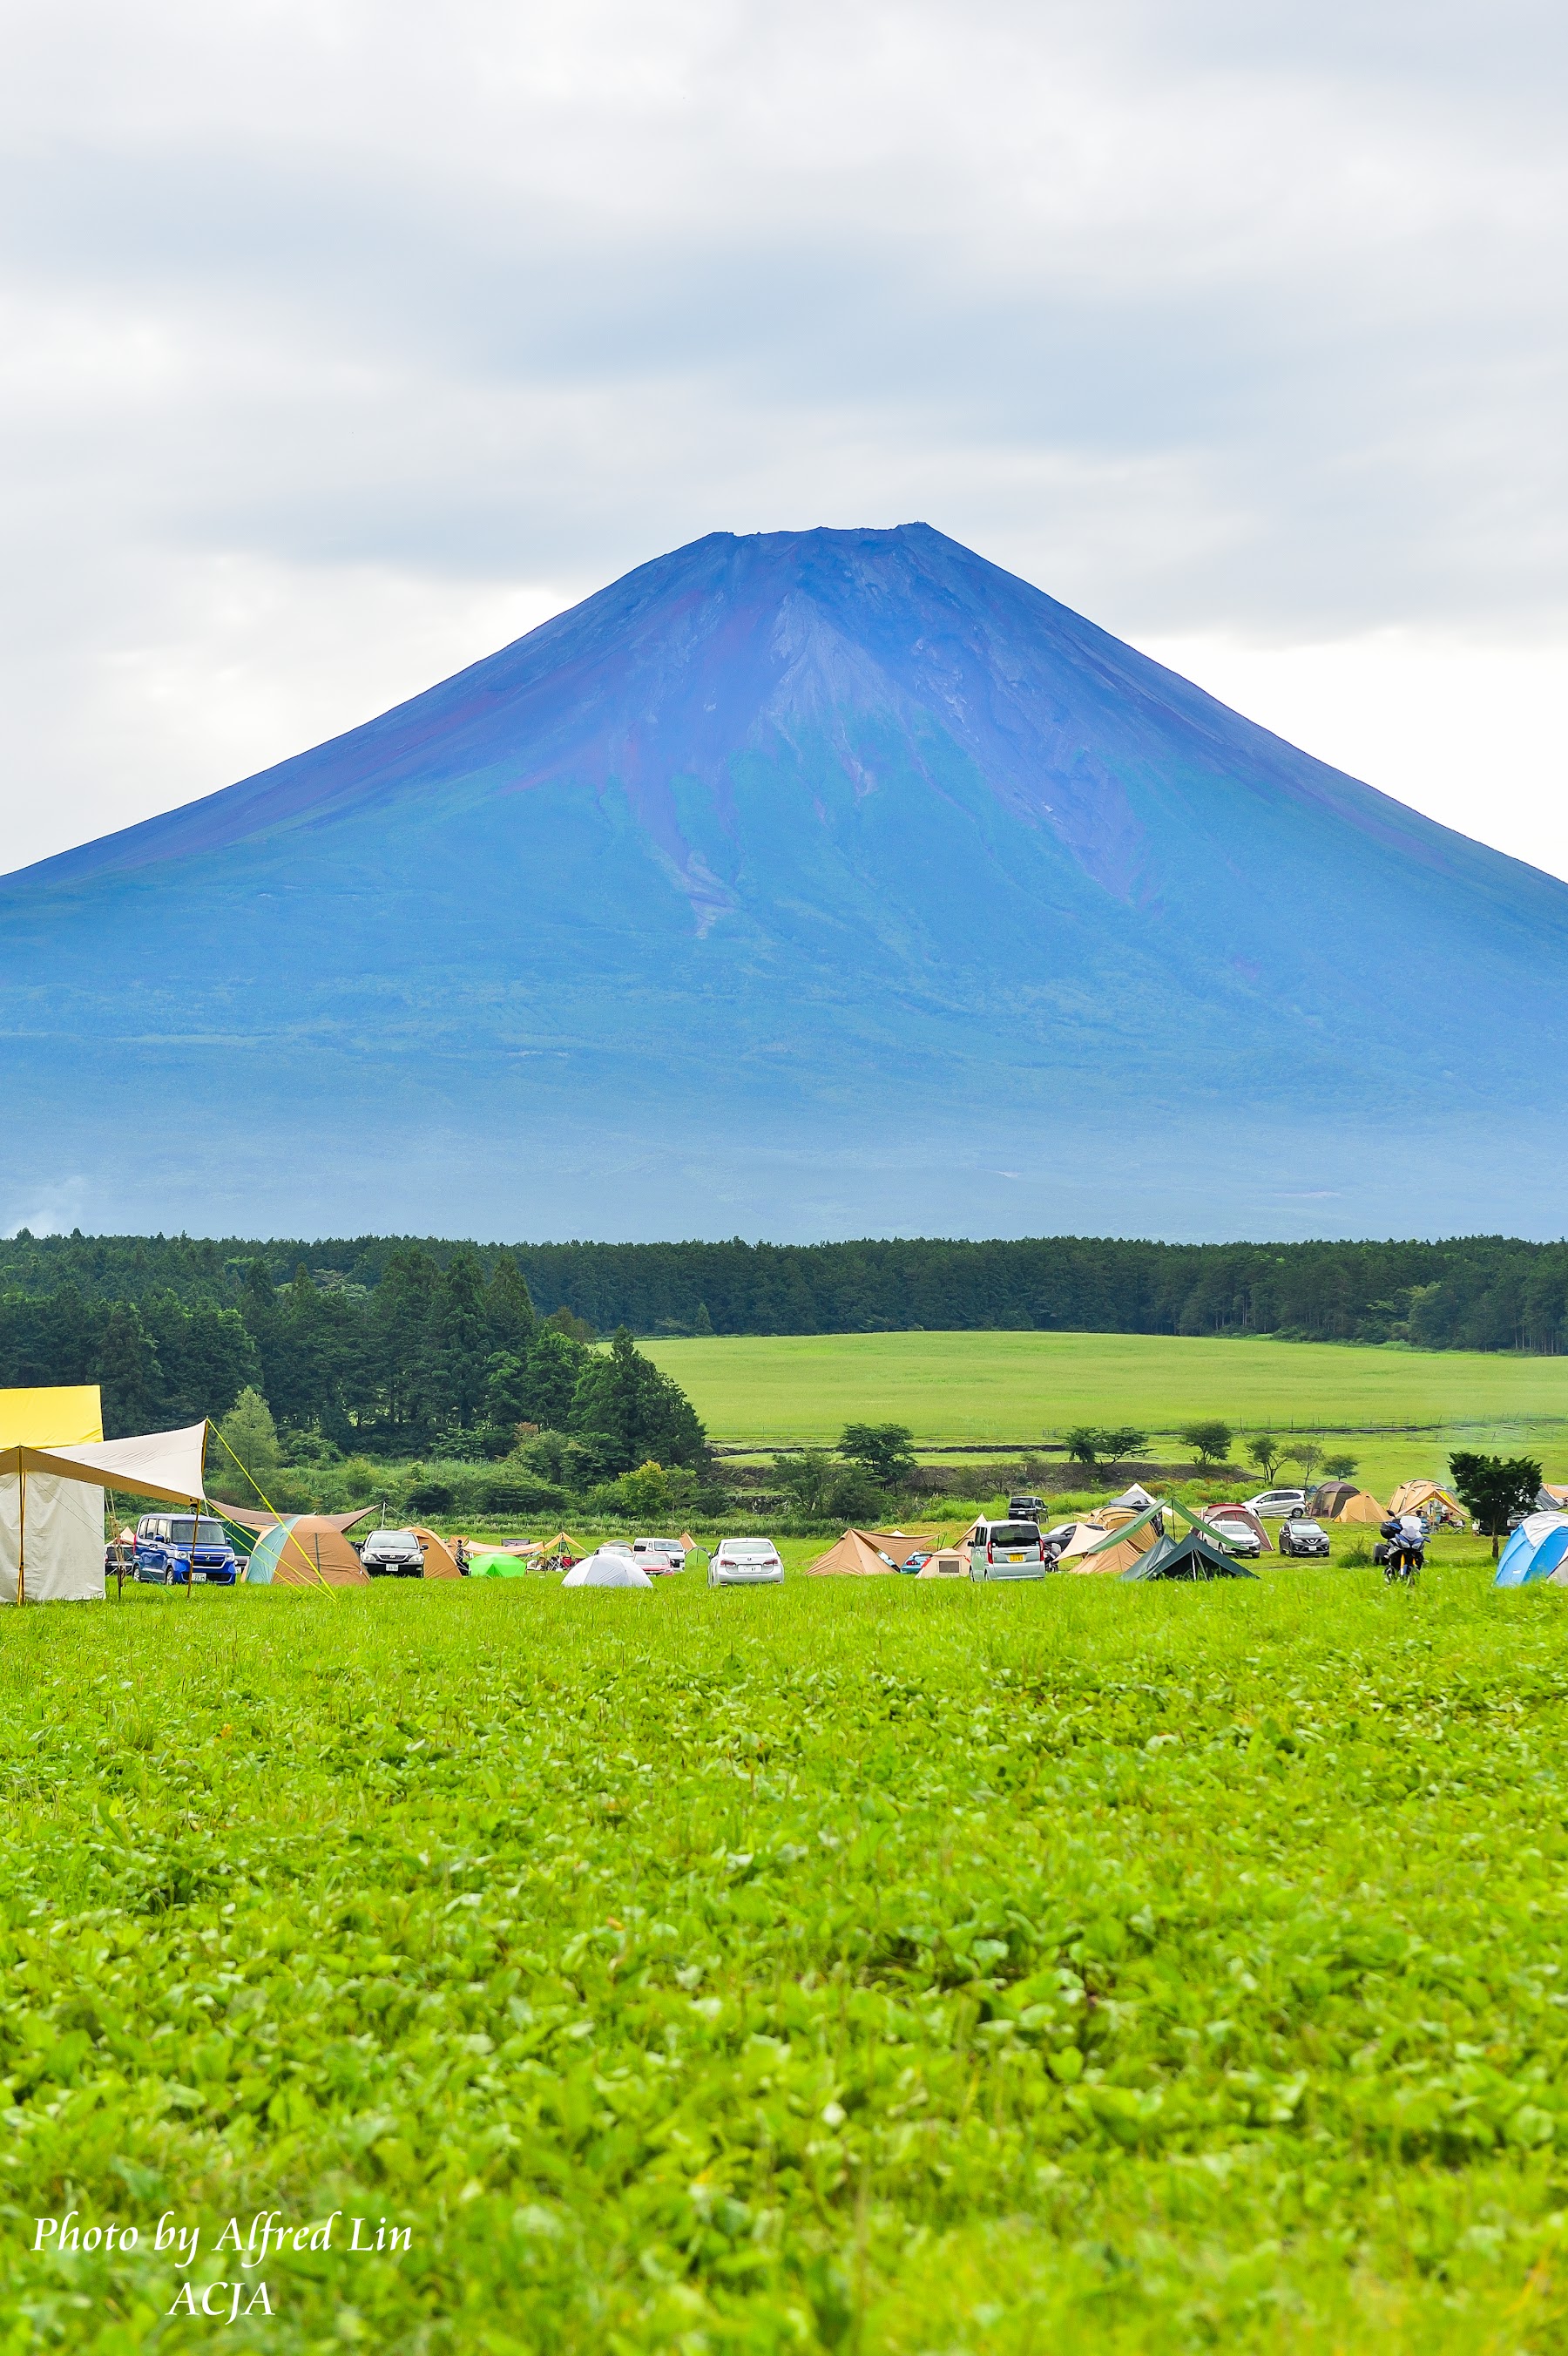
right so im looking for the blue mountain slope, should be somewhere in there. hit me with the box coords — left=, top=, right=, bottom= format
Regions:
left=3, top=524, right=1565, bottom=1241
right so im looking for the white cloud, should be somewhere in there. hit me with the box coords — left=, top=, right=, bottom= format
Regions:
left=1, top=0, right=1566, bottom=869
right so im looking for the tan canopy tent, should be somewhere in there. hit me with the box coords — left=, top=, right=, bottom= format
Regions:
left=412, top=1525, right=462, bottom=1580
left=916, top=1549, right=970, bottom=1578
left=807, top=1528, right=936, bottom=1576
left=1388, top=1479, right=1465, bottom=1527
left=1332, top=1489, right=1389, bottom=1523
left=216, top=1501, right=377, bottom=1534
left=1059, top=1521, right=1158, bottom=1576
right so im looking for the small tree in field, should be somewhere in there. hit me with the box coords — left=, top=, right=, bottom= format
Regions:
left=1179, top=1420, right=1233, bottom=1468
left=1098, top=1427, right=1148, bottom=1466
left=1322, top=1452, right=1358, bottom=1479
left=1064, top=1426, right=1105, bottom=1467
left=1293, top=1441, right=1324, bottom=1486
left=1450, top=1452, right=1542, bottom=1559
left=1245, top=1432, right=1287, bottom=1484
left=839, top=1424, right=917, bottom=1488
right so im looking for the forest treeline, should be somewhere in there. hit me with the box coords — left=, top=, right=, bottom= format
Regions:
left=3, top=1229, right=1567, bottom=1439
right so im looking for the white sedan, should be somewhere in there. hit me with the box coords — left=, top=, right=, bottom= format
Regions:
left=708, top=1539, right=783, bottom=1588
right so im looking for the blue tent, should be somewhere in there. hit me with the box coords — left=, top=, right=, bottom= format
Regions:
left=1493, top=1514, right=1568, bottom=1587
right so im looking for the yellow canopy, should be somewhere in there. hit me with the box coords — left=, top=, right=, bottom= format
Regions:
left=0, top=1386, right=102, bottom=1446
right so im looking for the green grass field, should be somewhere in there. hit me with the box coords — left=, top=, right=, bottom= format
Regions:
left=644, top=1330, right=1568, bottom=1493
left=8, top=1561, right=1568, bottom=2353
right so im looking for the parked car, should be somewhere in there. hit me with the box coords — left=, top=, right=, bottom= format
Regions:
left=359, top=1527, right=426, bottom=1578
left=632, top=1536, right=686, bottom=1574
left=1278, top=1517, right=1330, bottom=1558
left=1008, top=1495, right=1045, bottom=1523
left=963, top=1517, right=1051, bottom=1580
left=708, top=1538, right=783, bottom=1588
left=1203, top=1508, right=1263, bottom=1559
left=1243, top=1488, right=1308, bottom=1519
left=134, top=1513, right=241, bottom=1587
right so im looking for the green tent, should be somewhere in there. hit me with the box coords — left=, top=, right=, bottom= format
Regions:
left=468, top=1550, right=533, bottom=1579
left=1122, top=1530, right=1256, bottom=1581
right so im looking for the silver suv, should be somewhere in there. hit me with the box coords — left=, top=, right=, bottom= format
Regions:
left=963, top=1518, right=1050, bottom=1580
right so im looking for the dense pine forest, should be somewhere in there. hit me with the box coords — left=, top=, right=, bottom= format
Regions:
left=0, top=1228, right=1565, bottom=1443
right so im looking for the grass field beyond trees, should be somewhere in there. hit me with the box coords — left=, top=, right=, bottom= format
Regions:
left=644, top=1329, right=1568, bottom=1494
left=7, top=1566, right=1568, bottom=2353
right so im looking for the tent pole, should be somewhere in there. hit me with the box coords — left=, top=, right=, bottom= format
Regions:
left=17, top=1468, right=24, bottom=1608
left=186, top=1497, right=199, bottom=1599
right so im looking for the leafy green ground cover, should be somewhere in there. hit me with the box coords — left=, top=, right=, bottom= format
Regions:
left=6, top=1559, right=1568, bottom=2352
left=644, top=1330, right=1568, bottom=1494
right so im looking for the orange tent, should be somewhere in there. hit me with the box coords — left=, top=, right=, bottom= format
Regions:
left=413, top=1525, right=462, bottom=1580
left=246, top=1517, right=368, bottom=1587
left=806, top=1528, right=936, bottom=1576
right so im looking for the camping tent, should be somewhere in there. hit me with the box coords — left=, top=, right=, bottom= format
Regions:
left=411, top=1526, right=461, bottom=1580
left=1303, top=1483, right=1388, bottom=1523
left=679, top=1530, right=707, bottom=1559
left=245, top=1517, right=369, bottom=1587
left=562, top=1547, right=652, bottom=1588
left=1060, top=1496, right=1251, bottom=1578
left=916, top=1549, right=970, bottom=1578
left=1538, top=1485, right=1568, bottom=1513
left=807, top=1528, right=936, bottom=1576
left=1493, top=1513, right=1568, bottom=1587
left=1389, top=1480, right=1465, bottom=1527
left=1058, top=1514, right=1159, bottom=1573
left=216, top=1501, right=376, bottom=1534
left=468, top=1550, right=533, bottom=1578
left=1123, top=1531, right=1258, bottom=1581
left=1106, top=1484, right=1159, bottom=1511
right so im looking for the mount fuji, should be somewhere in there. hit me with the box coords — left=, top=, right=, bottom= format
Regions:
left=3, top=523, right=1565, bottom=1241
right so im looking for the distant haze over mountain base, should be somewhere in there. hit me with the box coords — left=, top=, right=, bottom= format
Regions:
left=3, top=1039, right=1558, bottom=1243
left=5, top=523, right=1566, bottom=1239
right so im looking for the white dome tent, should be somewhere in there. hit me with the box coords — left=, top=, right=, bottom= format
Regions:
left=562, top=1545, right=653, bottom=1588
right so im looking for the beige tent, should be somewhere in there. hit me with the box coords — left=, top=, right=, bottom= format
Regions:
left=1057, top=1509, right=1159, bottom=1572
left=916, top=1548, right=970, bottom=1579
left=245, top=1517, right=369, bottom=1587
left=806, top=1528, right=936, bottom=1576
left=412, top=1525, right=462, bottom=1580
left=1332, top=1489, right=1389, bottom=1523
left=1388, top=1480, right=1465, bottom=1527
left=679, top=1530, right=707, bottom=1557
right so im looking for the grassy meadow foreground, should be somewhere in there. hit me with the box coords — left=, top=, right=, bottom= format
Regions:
left=6, top=1564, right=1568, bottom=2353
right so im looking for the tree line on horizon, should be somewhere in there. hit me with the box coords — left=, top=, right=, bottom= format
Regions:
left=2, top=1226, right=1567, bottom=1357
left=1, top=1233, right=1567, bottom=1451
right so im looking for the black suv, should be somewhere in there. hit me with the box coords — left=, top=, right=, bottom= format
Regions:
left=1008, top=1495, right=1045, bottom=1523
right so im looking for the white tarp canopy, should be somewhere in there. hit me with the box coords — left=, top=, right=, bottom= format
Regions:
left=562, top=1547, right=653, bottom=1588
left=0, top=1420, right=208, bottom=1508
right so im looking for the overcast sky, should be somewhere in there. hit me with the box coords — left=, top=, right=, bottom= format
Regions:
left=3, top=0, right=1566, bottom=876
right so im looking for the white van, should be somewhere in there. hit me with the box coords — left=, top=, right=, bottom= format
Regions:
left=963, top=1518, right=1051, bottom=1580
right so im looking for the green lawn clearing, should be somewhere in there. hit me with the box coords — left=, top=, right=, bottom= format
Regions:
left=643, top=1329, right=1568, bottom=1493
left=6, top=1561, right=1568, bottom=2353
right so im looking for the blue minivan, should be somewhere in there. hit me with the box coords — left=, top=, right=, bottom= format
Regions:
left=134, top=1513, right=243, bottom=1586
